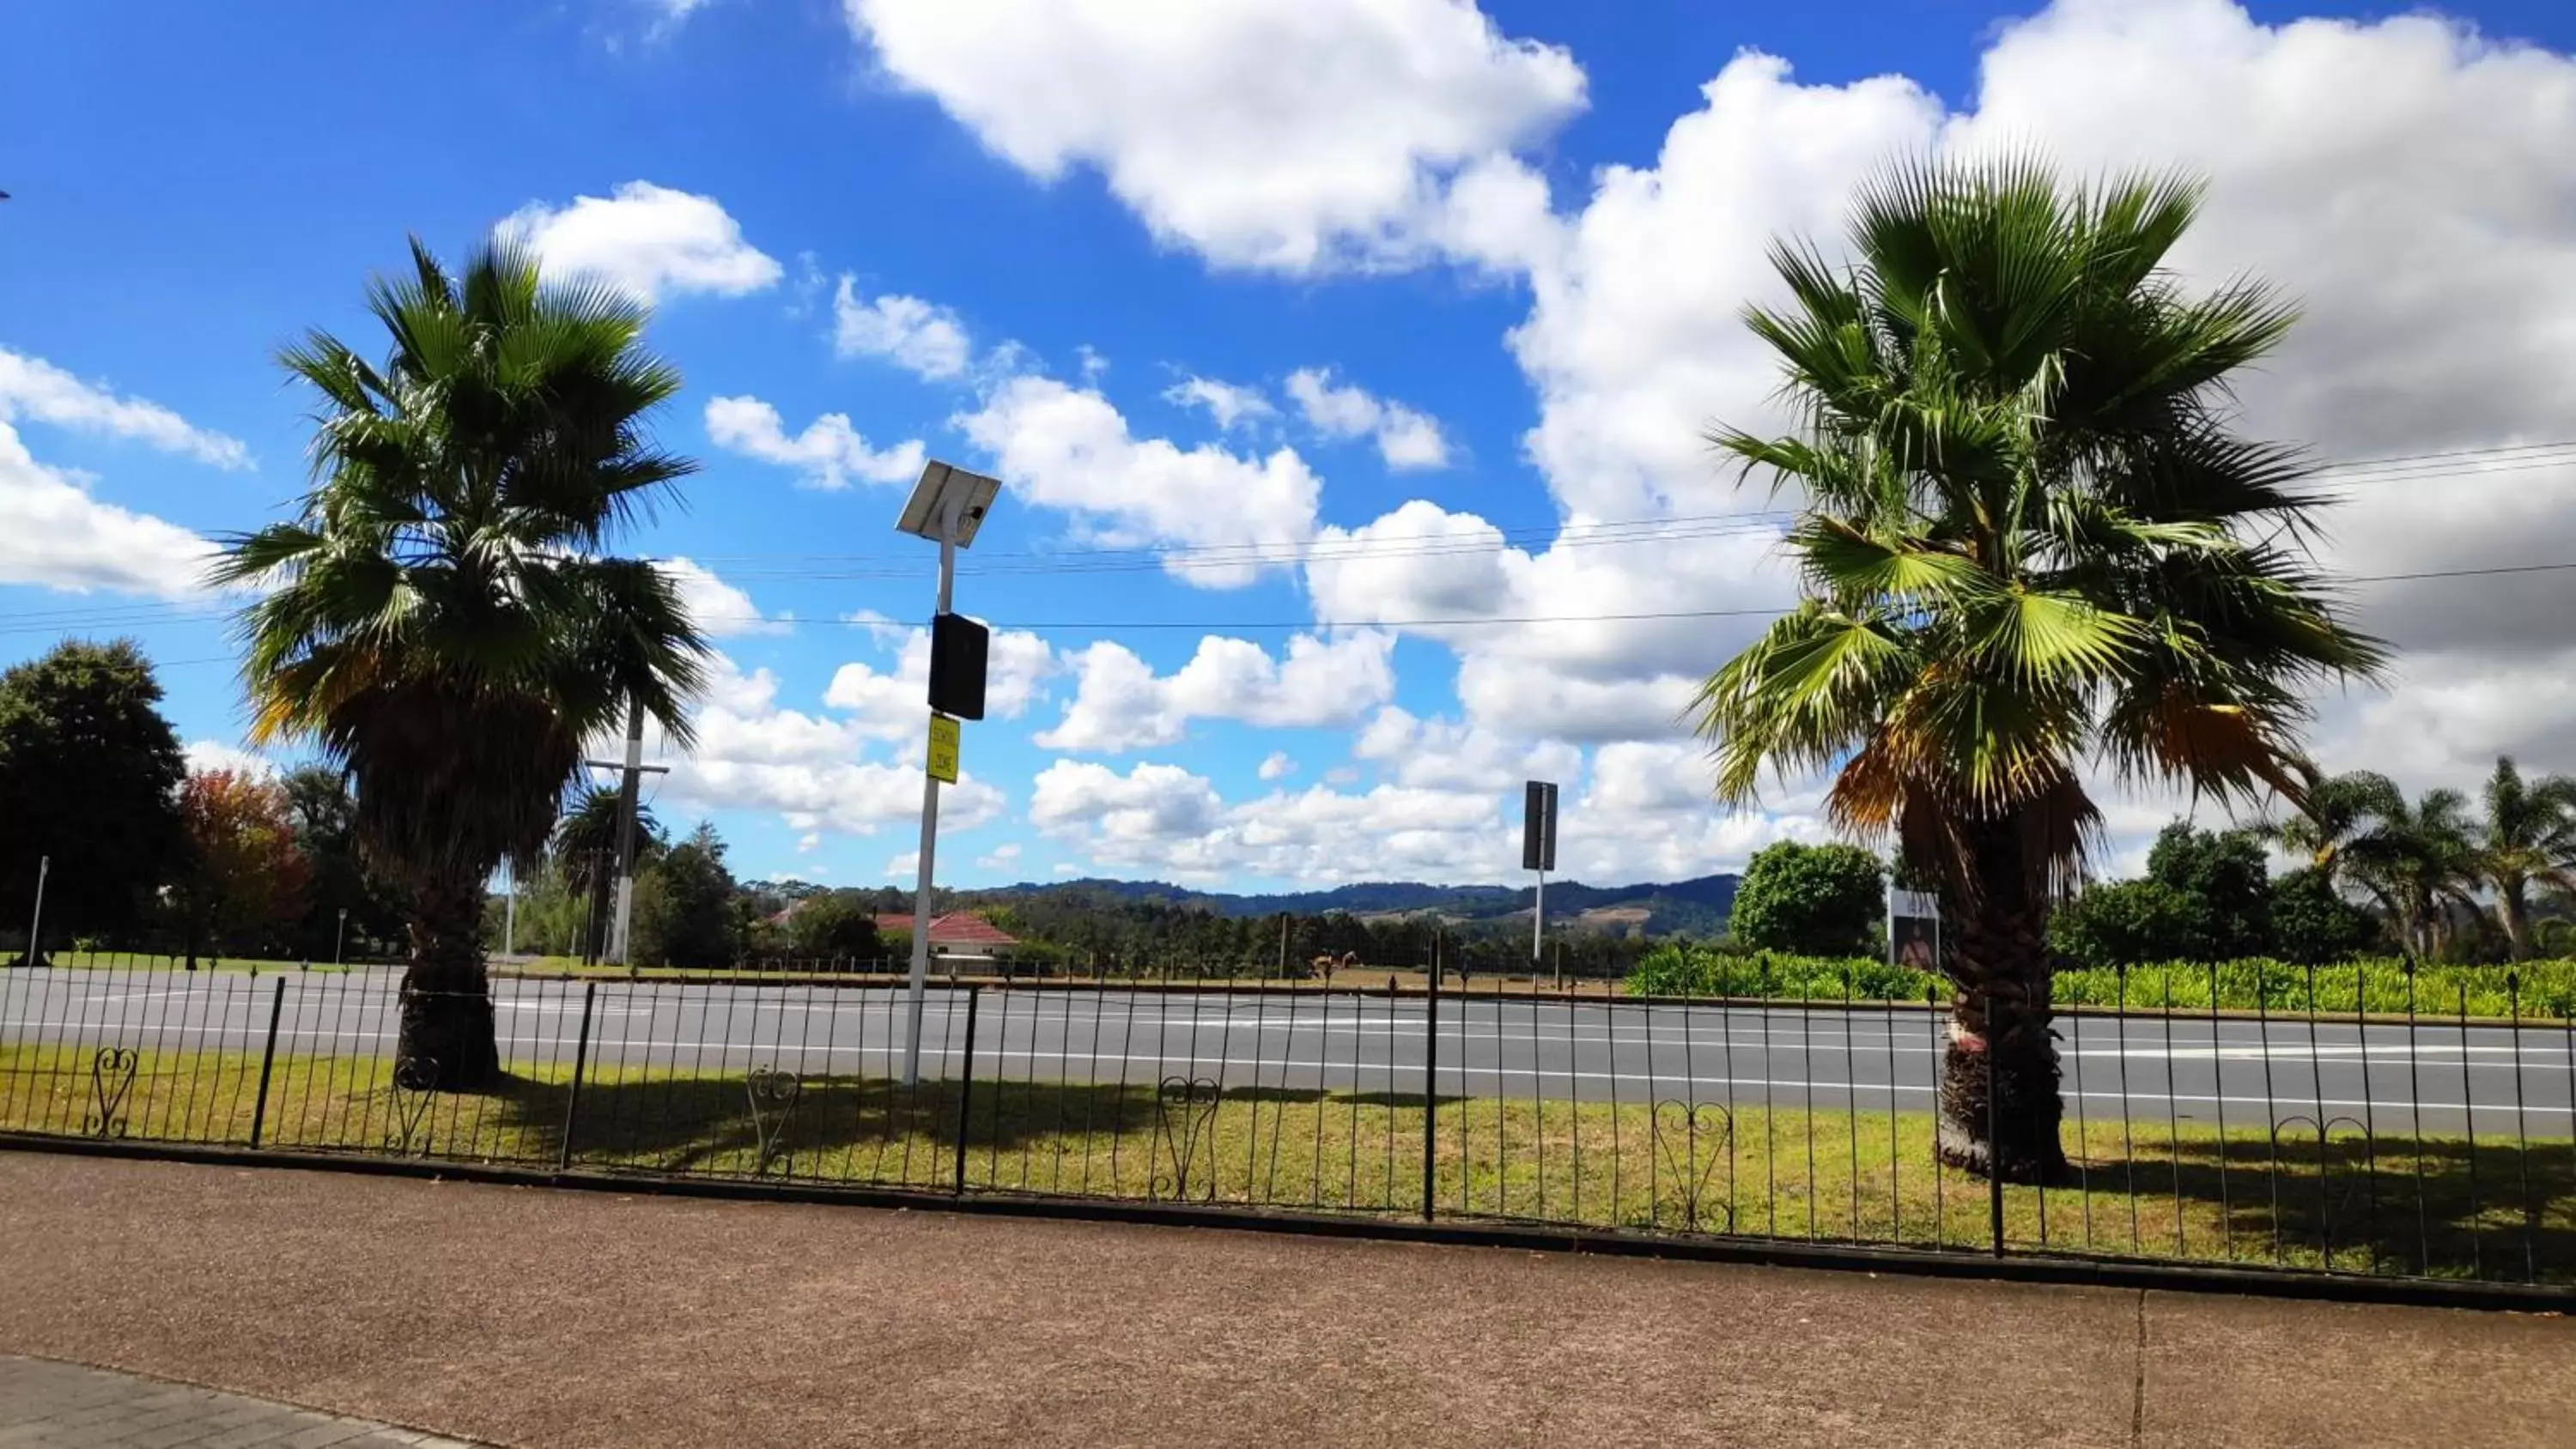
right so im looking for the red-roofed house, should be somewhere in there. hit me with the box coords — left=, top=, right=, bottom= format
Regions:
left=873, top=912, right=1024, bottom=961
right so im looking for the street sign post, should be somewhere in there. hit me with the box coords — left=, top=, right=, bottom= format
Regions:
left=897, top=460, right=1001, bottom=1086
left=1522, top=780, right=1558, bottom=963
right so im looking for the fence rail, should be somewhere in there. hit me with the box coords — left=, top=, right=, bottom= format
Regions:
left=3, top=960, right=2570, bottom=1296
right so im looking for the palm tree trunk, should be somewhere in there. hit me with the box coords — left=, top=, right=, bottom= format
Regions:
left=396, top=867, right=498, bottom=1090
left=2499, top=879, right=2534, bottom=961
left=1935, top=822, right=2070, bottom=1185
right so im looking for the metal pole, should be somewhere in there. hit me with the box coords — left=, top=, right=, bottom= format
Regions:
left=608, top=699, right=646, bottom=968
left=952, top=986, right=981, bottom=1192
left=502, top=858, right=516, bottom=957
left=334, top=908, right=347, bottom=967
left=248, top=976, right=286, bottom=1149
left=1531, top=867, right=1545, bottom=963
left=902, top=488, right=965, bottom=1086
left=22, top=854, right=46, bottom=967
left=1422, top=937, right=1439, bottom=1219
left=557, top=981, right=597, bottom=1171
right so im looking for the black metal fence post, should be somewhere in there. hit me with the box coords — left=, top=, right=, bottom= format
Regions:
left=247, top=976, right=286, bottom=1149
left=1985, top=1012, right=2006, bottom=1258
left=1422, top=936, right=1439, bottom=1220
left=556, top=981, right=598, bottom=1171
left=952, top=987, right=981, bottom=1195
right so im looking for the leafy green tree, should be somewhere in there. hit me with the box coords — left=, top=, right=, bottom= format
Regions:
left=0, top=640, right=187, bottom=953
left=2476, top=756, right=2576, bottom=961
left=280, top=764, right=404, bottom=961
left=2267, top=865, right=2380, bottom=965
left=633, top=822, right=736, bottom=968
left=1689, top=159, right=2384, bottom=1181
left=2142, top=822, right=2273, bottom=961
left=788, top=889, right=884, bottom=961
left=1727, top=841, right=1886, bottom=955
left=2047, top=878, right=2195, bottom=968
left=212, top=239, right=709, bottom=1088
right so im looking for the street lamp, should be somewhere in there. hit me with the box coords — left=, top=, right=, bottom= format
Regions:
left=335, top=907, right=348, bottom=967
left=896, top=460, right=1001, bottom=1087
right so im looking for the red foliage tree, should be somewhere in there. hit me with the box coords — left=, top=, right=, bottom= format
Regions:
left=174, top=769, right=312, bottom=962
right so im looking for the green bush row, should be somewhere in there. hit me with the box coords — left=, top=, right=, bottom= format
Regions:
left=1623, top=943, right=2576, bottom=1020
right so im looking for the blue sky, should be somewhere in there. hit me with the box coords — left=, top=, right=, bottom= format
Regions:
left=6, top=0, right=2576, bottom=892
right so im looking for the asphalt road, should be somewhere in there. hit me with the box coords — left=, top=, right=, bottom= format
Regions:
left=4, top=966, right=2571, bottom=1136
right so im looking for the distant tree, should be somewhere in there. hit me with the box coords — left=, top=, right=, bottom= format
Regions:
left=633, top=822, right=736, bottom=968
left=2142, top=822, right=2274, bottom=961
left=2047, top=878, right=2196, bottom=968
left=2267, top=865, right=2380, bottom=965
left=550, top=785, right=665, bottom=962
left=2346, top=787, right=2482, bottom=961
left=2260, top=767, right=2403, bottom=888
left=280, top=764, right=404, bottom=960
left=789, top=889, right=884, bottom=960
left=0, top=640, right=187, bottom=950
left=172, top=770, right=312, bottom=963
left=2476, top=756, right=2576, bottom=961
left=1727, top=842, right=1886, bottom=956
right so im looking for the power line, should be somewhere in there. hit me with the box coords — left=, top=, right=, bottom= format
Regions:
left=7, top=438, right=2574, bottom=638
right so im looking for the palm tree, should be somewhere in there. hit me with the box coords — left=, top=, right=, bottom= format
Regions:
left=1691, top=159, right=2384, bottom=1182
left=2344, top=786, right=2482, bottom=961
left=2261, top=765, right=2403, bottom=889
left=213, top=239, right=708, bottom=1088
left=2476, top=756, right=2576, bottom=960
left=551, top=784, right=665, bottom=963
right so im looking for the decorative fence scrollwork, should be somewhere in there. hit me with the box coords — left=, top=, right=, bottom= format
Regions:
left=1151, top=1075, right=1221, bottom=1203
left=745, top=1066, right=803, bottom=1176
left=86, top=1047, right=137, bottom=1139
left=1650, top=1099, right=1736, bottom=1234
left=386, top=1056, right=439, bottom=1156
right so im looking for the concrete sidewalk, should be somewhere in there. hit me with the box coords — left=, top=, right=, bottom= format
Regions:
left=0, top=1152, right=2566, bottom=1448
left=0, top=1355, right=485, bottom=1447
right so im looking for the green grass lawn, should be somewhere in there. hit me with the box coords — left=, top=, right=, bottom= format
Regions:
left=9, top=951, right=355, bottom=974
left=6, top=1040, right=2567, bottom=1284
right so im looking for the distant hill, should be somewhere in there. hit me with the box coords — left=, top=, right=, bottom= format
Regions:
left=969, top=872, right=1739, bottom=937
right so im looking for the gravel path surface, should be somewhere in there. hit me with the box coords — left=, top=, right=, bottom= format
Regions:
left=1, top=1150, right=2568, bottom=1447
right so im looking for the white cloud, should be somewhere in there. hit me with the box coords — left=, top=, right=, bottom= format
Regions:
left=823, top=623, right=1059, bottom=737
left=0, top=347, right=251, bottom=470
left=1256, top=750, right=1296, bottom=782
left=0, top=420, right=215, bottom=598
left=704, top=395, right=927, bottom=489
left=656, top=556, right=788, bottom=638
left=183, top=740, right=280, bottom=780
left=657, top=653, right=1006, bottom=838
left=1035, top=631, right=1394, bottom=751
left=842, top=0, right=1584, bottom=273
left=976, top=841, right=1024, bottom=870
left=1282, top=367, right=1449, bottom=470
left=886, top=851, right=920, bottom=879
left=957, top=374, right=1321, bottom=585
left=502, top=180, right=782, bottom=302
left=1303, top=498, right=1790, bottom=742
left=1163, top=376, right=1275, bottom=431
left=1352, top=706, right=1579, bottom=793
left=832, top=276, right=972, bottom=379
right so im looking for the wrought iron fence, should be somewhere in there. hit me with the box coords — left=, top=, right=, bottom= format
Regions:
left=3, top=959, right=2569, bottom=1293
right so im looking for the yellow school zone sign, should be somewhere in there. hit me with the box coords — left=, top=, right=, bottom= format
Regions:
left=927, top=712, right=960, bottom=784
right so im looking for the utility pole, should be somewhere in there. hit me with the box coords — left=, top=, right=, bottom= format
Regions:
left=501, top=858, right=515, bottom=956
left=586, top=700, right=667, bottom=973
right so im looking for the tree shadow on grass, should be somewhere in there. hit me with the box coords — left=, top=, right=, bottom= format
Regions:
left=2048, top=1128, right=2576, bottom=1283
